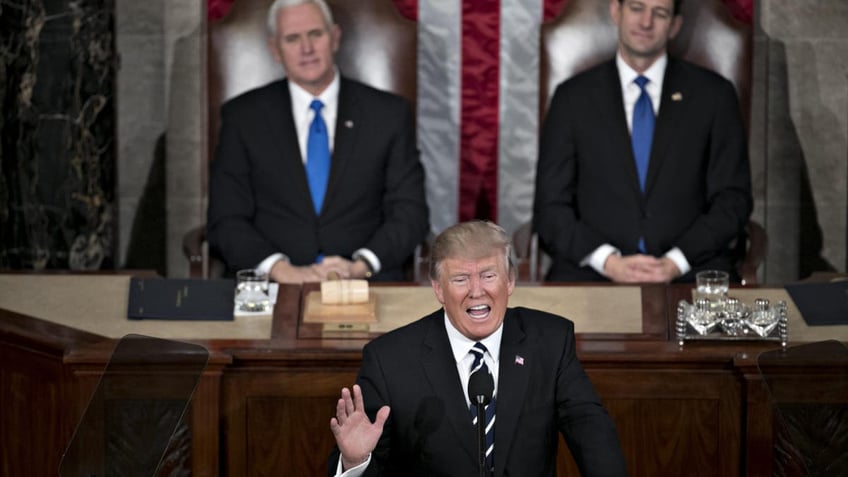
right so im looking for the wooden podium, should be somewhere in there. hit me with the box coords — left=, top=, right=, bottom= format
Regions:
left=1, top=275, right=846, bottom=476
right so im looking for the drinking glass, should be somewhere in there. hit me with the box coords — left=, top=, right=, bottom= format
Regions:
left=234, top=269, right=271, bottom=312
left=695, top=270, right=729, bottom=312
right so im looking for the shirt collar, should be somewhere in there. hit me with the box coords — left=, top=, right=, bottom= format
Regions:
left=444, top=312, right=503, bottom=365
left=288, top=68, right=340, bottom=114
left=616, top=52, right=667, bottom=92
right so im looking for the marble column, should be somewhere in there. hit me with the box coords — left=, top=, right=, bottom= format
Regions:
left=758, top=0, right=848, bottom=281
left=0, top=0, right=117, bottom=270
left=115, top=0, right=204, bottom=277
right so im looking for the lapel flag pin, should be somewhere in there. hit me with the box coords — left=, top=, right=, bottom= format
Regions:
left=514, top=355, right=525, bottom=366
left=671, top=92, right=683, bottom=101
left=345, top=120, right=354, bottom=128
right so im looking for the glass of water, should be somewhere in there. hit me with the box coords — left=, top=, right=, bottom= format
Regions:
left=695, top=270, right=729, bottom=312
left=235, top=269, right=271, bottom=312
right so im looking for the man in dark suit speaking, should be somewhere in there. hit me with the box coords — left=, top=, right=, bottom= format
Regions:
left=534, top=0, right=753, bottom=283
left=207, top=0, right=429, bottom=283
left=328, top=221, right=626, bottom=476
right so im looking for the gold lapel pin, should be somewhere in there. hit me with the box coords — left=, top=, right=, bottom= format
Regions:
left=345, top=120, right=354, bottom=128
left=671, top=92, right=683, bottom=101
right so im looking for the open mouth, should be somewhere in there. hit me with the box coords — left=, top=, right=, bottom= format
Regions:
left=467, top=304, right=491, bottom=320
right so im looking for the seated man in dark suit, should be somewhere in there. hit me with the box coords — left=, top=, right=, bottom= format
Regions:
left=207, top=0, right=429, bottom=283
left=328, top=221, right=627, bottom=476
left=533, top=0, right=753, bottom=283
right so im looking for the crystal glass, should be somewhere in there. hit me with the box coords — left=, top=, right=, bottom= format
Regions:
left=745, top=298, right=778, bottom=337
left=719, top=296, right=745, bottom=336
left=234, top=269, right=271, bottom=312
left=687, top=297, right=718, bottom=335
left=695, top=270, right=729, bottom=312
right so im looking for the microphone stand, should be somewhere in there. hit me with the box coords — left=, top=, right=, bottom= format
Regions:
left=469, top=369, right=493, bottom=477
left=475, top=395, right=487, bottom=477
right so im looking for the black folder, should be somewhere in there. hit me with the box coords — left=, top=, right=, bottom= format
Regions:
left=127, top=277, right=235, bottom=321
left=784, top=280, right=848, bottom=326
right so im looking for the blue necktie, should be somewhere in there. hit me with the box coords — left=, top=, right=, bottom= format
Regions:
left=306, top=99, right=330, bottom=214
left=469, top=342, right=495, bottom=474
left=631, top=76, right=654, bottom=192
left=632, top=76, right=654, bottom=253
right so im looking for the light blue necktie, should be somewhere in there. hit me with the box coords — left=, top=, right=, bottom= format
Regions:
left=469, top=342, right=495, bottom=475
left=632, top=76, right=654, bottom=253
left=306, top=99, right=330, bottom=214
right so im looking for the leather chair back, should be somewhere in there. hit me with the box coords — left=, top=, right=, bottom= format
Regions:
left=207, top=0, right=417, bottom=182
left=528, top=0, right=760, bottom=284
left=541, top=0, right=752, bottom=130
left=187, top=0, right=417, bottom=278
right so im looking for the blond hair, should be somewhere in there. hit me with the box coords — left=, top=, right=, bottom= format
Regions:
left=429, top=221, right=515, bottom=280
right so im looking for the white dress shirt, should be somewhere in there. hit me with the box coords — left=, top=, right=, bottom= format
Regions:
left=581, top=53, right=690, bottom=277
left=335, top=314, right=503, bottom=476
left=256, top=71, right=381, bottom=276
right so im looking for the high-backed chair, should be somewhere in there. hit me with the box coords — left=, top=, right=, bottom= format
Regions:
left=184, top=0, right=417, bottom=278
left=524, top=0, right=764, bottom=284
left=512, top=221, right=542, bottom=283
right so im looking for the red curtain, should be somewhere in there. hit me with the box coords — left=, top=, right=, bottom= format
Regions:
left=208, top=0, right=753, bottom=24
left=206, top=0, right=753, bottom=222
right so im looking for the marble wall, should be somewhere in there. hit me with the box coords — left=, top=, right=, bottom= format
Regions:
left=3, top=0, right=846, bottom=282
left=0, top=0, right=117, bottom=270
left=114, top=0, right=848, bottom=282
left=114, top=0, right=204, bottom=276
left=756, top=0, right=848, bottom=282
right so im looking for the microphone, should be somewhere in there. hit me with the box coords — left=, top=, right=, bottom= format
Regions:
left=468, top=371, right=493, bottom=477
left=468, top=370, right=494, bottom=406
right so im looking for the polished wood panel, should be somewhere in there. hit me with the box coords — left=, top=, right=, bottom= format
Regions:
left=2, top=282, right=845, bottom=477
left=0, top=309, right=101, bottom=477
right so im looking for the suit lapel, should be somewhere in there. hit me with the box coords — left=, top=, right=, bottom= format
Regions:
left=323, top=78, right=358, bottom=214
left=262, top=80, right=315, bottom=216
left=645, top=58, right=685, bottom=195
left=598, top=62, right=644, bottom=201
left=493, top=309, right=531, bottom=477
left=420, top=311, right=478, bottom=464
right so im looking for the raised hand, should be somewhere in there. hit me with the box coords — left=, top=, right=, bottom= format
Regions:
left=330, top=384, right=391, bottom=471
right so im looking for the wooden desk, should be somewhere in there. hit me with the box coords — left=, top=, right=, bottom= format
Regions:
left=1, top=277, right=845, bottom=476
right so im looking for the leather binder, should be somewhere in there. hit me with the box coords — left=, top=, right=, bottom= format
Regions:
left=127, top=277, right=235, bottom=321
left=785, top=280, right=848, bottom=326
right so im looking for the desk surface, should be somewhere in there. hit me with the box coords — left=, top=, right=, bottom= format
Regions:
left=3, top=274, right=846, bottom=477
left=0, top=274, right=845, bottom=347
left=0, top=274, right=272, bottom=340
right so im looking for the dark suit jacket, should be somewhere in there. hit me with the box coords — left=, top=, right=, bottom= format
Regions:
left=207, top=77, right=429, bottom=279
left=329, top=308, right=626, bottom=477
left=534, top=58, right=753, bottom=282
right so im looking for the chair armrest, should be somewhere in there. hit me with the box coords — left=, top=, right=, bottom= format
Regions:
left=182, top=225, right=206, bottom=278
left=739, top=219, right=767, bottom=286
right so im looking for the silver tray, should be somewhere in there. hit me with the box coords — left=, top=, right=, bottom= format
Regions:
left=676, top=299, right=788, bottom=347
